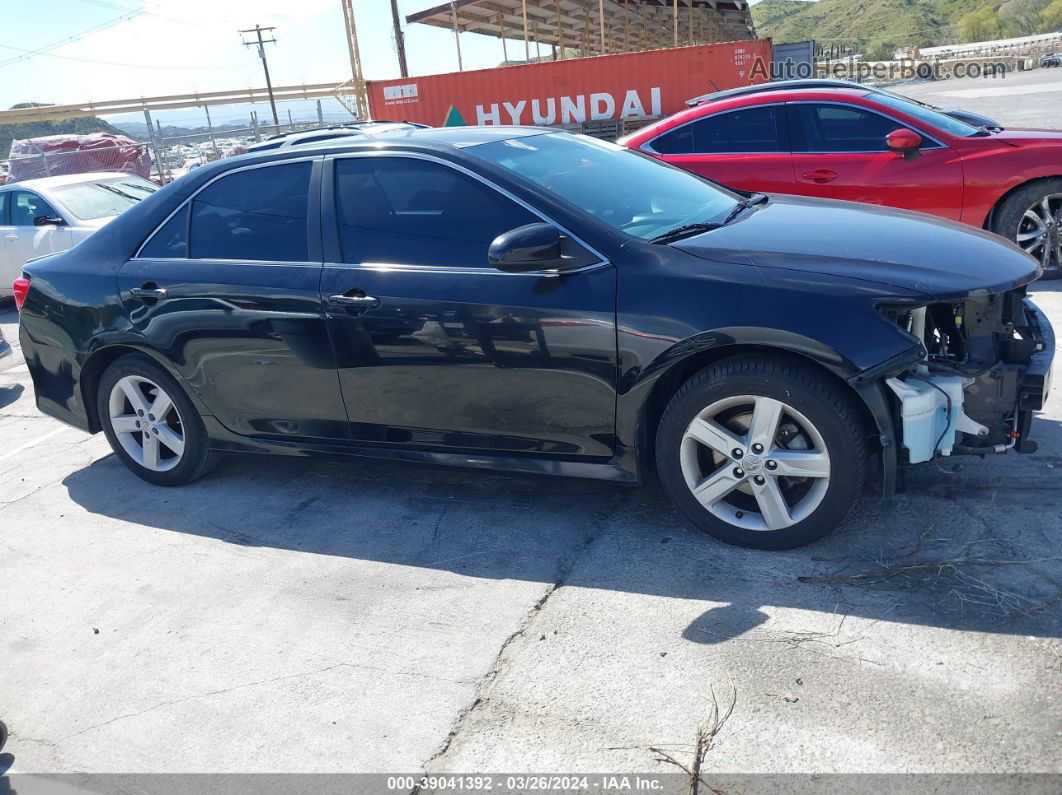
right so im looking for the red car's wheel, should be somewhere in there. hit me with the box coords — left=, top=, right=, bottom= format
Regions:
left=992, top=179, right=1062, bottom=279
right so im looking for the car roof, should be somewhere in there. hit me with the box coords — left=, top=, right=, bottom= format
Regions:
left=247, top=122, right=432, bottom=152
left=173, top=126, right=552, bottom=193
left=0, top=171, right=139, bottom=191
left=250, top=125, right=546, bottom=156
left=687, top=79, right=875, bottom=106
left=263, top=120, right=427, bottom=142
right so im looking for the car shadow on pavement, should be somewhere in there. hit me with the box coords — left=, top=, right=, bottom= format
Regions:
left=61, top=415, right=1062, bottom=643
left=0, top=385, right=24, bottom=410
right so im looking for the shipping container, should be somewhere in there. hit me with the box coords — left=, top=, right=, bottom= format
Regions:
left=367, top=41, right=773, bottom=129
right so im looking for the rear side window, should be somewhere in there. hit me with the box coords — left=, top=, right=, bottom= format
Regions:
left=792, top=103, right=905, bottom=153
left=140, top=205, right=189, bottom=258
left=189, top=162, right=311, bottom=261
left=652, top=106, right=784, bottom=154
left=333, top=157, right=537, bottom=267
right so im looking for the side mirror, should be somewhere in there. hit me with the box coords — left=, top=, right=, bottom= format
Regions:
left=885, top=128, right=922, bottom=161
left=34, top=215, right=65, bottom=227
left=488, top=223, right=563, bottom=273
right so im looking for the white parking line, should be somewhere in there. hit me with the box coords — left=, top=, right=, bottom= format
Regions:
left=0, top=426, right=70, bottom=464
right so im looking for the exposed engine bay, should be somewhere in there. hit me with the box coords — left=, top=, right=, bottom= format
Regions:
left=880, top=287, right=1053, bottom=464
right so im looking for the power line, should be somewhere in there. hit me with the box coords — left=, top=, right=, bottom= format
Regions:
left=0, top=8, right=144, bottom=68
left=73, top=0, right=235, bottom=29
left=0, top=42, right=246, bottom=70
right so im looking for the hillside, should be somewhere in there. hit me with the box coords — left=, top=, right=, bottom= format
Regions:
left=752, top=0, right=945, bottom=50
left=0, top=103, right=124, bottom=158
left=751, top=0, right=1007, bottom=53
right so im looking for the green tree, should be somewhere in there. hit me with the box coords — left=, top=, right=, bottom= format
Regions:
left=959, top=7, right=1005, bottom=41
left=865, top=39, right=898, bottom=60
left=1001, top=0, right=1050, bottom=35
left=1039, top=0, right=1062, bottom=30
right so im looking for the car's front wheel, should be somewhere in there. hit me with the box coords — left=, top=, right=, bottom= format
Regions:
left=656, top=356, right=867, bottom=549
left=98, top=354, right=221, bottom=486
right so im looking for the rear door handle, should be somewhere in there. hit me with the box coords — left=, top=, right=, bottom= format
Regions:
left=328, top=293, right=381, bottom=310
left=801, top=169, right=838, bottom=184
left=130, top=286, right=168, bottom=300
left=4, top=234, right=17, bottom=241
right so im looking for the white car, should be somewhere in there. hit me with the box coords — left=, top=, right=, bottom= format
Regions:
left=0, top=172, right=157, bottom=296
left=0, top=327, right=11, bottom=370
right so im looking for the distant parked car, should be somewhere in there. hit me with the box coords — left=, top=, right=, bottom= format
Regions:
left=0, top=172, right=157, bottom=296
left=1041, top=53, right=1061, bottom=67
left=623, top=83, right=1062, bottom=274
left=243, top=121, right=428, bottom=153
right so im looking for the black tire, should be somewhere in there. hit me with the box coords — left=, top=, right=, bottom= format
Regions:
left=655, top=356, right=867, bottom=550
left=990, top=178, right=1062, bottom=279
left=97, top=353, right=221, bottom=486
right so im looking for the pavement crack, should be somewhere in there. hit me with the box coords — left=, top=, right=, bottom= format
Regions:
left=64, top=661, right=469, bottom=740
left=416, top=495, right=629, bottom=779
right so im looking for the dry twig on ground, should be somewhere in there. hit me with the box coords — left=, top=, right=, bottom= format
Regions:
left=649, top=684, right=736, bottom=795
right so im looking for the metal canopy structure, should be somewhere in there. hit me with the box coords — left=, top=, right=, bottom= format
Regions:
left=407, top=0, right=756, bottom=63
left=0, top=83, right=349, bottom=125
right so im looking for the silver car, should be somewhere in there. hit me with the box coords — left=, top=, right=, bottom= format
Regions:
left=0, top=172, right=157, bottom=296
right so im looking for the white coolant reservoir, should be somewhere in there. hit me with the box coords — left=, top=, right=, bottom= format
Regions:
left=886, top=375, right=988, bottom=463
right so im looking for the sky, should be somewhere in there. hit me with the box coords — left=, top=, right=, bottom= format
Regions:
left=0, top=0, right=541, bottom=126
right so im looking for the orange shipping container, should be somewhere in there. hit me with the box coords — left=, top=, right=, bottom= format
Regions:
left=367, top=40, right=773, bottom=128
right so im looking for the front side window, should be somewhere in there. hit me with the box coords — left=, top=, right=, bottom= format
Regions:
left=334, top=157, right=538, bottom=266
left=792, top=103, right=914, bottom=153
left=189, top=162, right=311, bottom=261
left=9, top=191, right=60, bottom=226
left=471, top=133, right=741, bottom=242
left=652, top=106, right=784, bottom=154
left=870, top=91, right=979, bottom=137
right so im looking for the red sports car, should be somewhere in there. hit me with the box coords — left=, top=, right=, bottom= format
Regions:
left=620, top=84, right=1062, bottom=275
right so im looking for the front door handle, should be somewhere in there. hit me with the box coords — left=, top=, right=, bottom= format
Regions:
left=801, top=169, right=838, bottom=184
left=130, top=286, right=168, bottom=300
left=328, top=293, right=381, bottom=310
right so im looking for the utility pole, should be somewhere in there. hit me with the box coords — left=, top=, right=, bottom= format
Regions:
left=389, top=0, right=408, bottom=78
left=240, top=24, right=280, bottom=129
left=339, top=0, right=370, bottom=120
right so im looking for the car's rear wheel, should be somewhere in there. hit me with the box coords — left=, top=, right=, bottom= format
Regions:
left=991, top=179, right=1062, bottom=279
left=98, top=354, right=221, bottom=486
left=655, top=356, right=866, bottom=549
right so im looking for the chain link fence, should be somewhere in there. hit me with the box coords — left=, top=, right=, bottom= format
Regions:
left=4, top=139, right=151, bottom=185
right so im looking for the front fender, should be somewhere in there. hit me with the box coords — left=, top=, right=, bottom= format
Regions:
left=629, top=326, right=861, bottom=390
left=962, top=157, right=1062, bottom=228
left=618, top=330, right=903, bottom=495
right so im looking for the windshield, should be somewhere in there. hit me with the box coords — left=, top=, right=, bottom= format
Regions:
left=869, top=92, right=981, bottom=137
left=470, top=133, right=741, bottom=241
left=54, top=176, right=157, bottom=221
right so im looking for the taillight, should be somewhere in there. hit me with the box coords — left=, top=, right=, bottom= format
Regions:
left=13, top=277, right=30, bottom=312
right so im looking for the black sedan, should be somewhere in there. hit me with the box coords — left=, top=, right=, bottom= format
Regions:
left=15, top=128, right=1053, bottom=549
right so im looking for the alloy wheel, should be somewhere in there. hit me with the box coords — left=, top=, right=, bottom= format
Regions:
left=679, top=395, right=831, bottom=532
left=1016, top=193, right=1062, bottom=272
left=108, top=375, right=186, bottom=472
